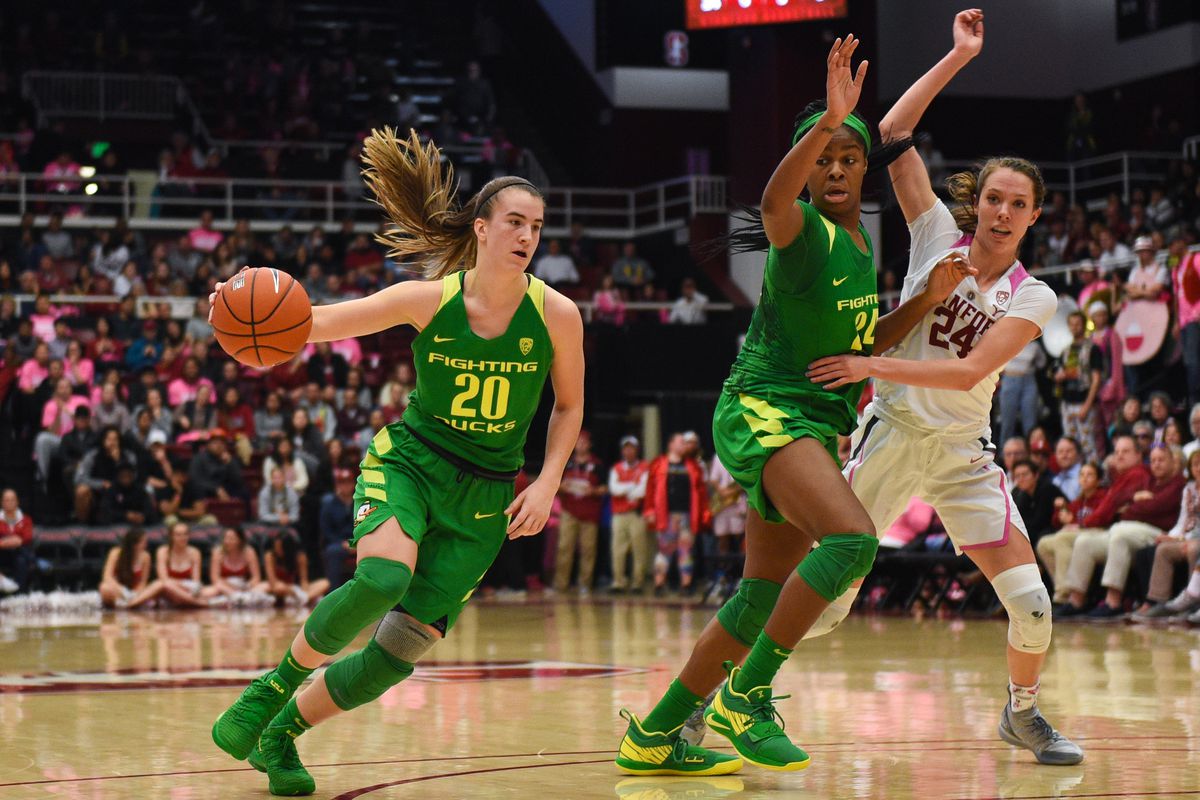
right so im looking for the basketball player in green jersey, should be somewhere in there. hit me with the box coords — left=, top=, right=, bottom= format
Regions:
left=616, top=34, right=975, bottom=776
left=208, top=129, right=596, bottom=796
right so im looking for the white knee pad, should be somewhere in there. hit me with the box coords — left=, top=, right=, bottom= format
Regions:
left=992, top=564, right=1052, bottom=654
left=374, top=611, right=439, bottom=664
left=803, top=584, right=861, bottom=640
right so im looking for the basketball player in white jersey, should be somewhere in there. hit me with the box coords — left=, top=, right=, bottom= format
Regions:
left=805, top=9, right=1083, bottom=765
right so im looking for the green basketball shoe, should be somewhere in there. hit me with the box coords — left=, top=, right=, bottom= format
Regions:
left=615, top=709, right=743, bottom=776
left=248, top=731, right=316, bottom=796
left=703, top=662, right=810, bottom=771
left=212, top=673, right=294, bottom=760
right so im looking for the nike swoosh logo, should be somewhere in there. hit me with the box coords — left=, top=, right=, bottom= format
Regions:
left=433, top=335, right=455, bottom=342
left=970, top=455, right=987, bottom=464
left=833, top=276, right=848, bottom=286
left=474, top=512, right=497, bottom=519
left=773, top=648, right=791, bottom=657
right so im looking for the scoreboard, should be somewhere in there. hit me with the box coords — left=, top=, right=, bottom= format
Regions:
left=685, top=0, right=847, bottom=30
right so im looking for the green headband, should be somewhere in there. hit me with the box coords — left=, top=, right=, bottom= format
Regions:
left=792, top=111, right=872, bottom=154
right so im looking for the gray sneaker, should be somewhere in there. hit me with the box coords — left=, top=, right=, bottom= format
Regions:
left=1187, top=607, right=1200, bottom=625
left=999, top=703, right=1084, bottom=765
left=679, top=689, right=717, bottom=746
left=1131, top=602, right=1175, bottom=622
left=1164, top=590, right=1200, bottom=615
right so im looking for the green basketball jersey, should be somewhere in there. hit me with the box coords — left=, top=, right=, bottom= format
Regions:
left=403, top=272, right=554, bottom=473
left=729, top=200, right=878, bottom=433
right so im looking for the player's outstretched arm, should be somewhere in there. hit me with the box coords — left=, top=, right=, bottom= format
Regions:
left=506, top=289, right=584, bottom=539
left=807, top=316, right=1040, bottom=392
left=879, top=9, right=983, bottom=223
left=306, top=280, right=444, bottom=342
left=761, top=34, right=867, bottom=248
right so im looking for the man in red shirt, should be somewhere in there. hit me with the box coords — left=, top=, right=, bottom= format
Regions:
left=552, top=430, right=606, bottom=596
left=644, top=432, right=709, bottom=596
left=0, top=488, right=34, bottom=593
left=608, top=435, right=649, bottom=594
left=1066, top=445, right=1185, bottom=619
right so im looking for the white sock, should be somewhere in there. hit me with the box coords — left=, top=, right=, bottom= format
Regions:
left=1009, top=681, right=1039, bottom=713
left=1187, top=570, right=1200, bottom=599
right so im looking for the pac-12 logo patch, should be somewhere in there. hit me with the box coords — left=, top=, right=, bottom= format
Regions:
left=355, top=502, right=377, bottom=525
left=519, top=337, right=533, bottom=355
left=995, top=290, right=1010, bottom=305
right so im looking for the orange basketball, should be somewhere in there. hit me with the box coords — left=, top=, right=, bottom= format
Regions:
left=211, top=267, right=313, bottom=368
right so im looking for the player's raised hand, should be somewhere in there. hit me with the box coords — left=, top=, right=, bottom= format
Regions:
left=952, top=9, right=984, bottom=58
left=924, top=252, right=978, bottom=302
left=826, top=34, right=868, bottom=125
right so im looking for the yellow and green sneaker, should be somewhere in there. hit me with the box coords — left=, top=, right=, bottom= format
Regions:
left=703, top=662, right=810, bottom=772
left=248, top=732, right=316, bottom=797
left=212, top=674, right=294, bottom=760
left=615, top=709, right=743, bottom=776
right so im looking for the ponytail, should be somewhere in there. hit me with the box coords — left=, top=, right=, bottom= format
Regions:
left=362, top=127, right=543, bottom=279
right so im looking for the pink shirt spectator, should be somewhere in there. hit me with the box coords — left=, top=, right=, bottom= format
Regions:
left=593, top=288, right=626, bottom=325
left=879, top=497, right=936, bottom=548
left=41, top=395, right=89, bottom=434
left=17, top=361, right=50, bottom=393
left=30, top=312, right=59, bottom=342
left=168, top=376, right=216, bottom=407
left=43, top=159, right=81, bottom=193
left=65, top=357, right=94, bottom=387
left=1176, top=252, right=1200, bottom=328
left=188, top=226, right=224, bottom=253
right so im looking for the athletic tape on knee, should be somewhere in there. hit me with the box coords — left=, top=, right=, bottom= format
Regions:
left=303, top=558, right=413, bottom=656
left=992, top=563, right=1052, bottom=654
left=796, top=534, right=878, bottom=602
left=324, top=639, right=414, bottom=711
left=803, top=583, right=861, bottom=640
left=716, top=578, right=782, bottom=647
left=374, top=611, right=439, bottom=664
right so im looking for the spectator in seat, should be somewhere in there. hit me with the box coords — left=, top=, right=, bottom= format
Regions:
left=306, top=342, right=348, bottom=388
left=0, top=488, right=32, bottom=594
left=567, top=221, right=595, bottom=268
left=668, top=278, right=709, bottom=325
left=1174, top=248, right=1200, bottom=409
left=96, top=461, right=155, bottom=526
left=533, top=239, right=579, bottom=286
left=216, top=385, right=255, bottom=464
left=175, top=383, right=216, bottom=440
left=54, top=404, right=98, bottom=499
left=608, top=435, right=649, bottom=594
left=1132, top=449, right=1200, bottom=621
left=1147, top=391, right=1174, bottom=444
left=188, top=209, right=224, bottom=254
left=133, top=386, right=173, bottom=441
left=336, top=387, right=370, bottom=441
left=611, top=241, right=654, bottom=288
left=1185, top=405, right=1200, bottom=461
left=188, top=428, right=245, bottom=503
left=125, top=320, right=164, bottom=373
left=319, top=468, right=357, bottom=590
left=168, top=356, right=215, bottom=407
left=62, top=338, right=93, bottom=391
left=1058, top=439, right=1177, bottom=618
left=378, top=361, right=414, bottom=415
left=1001, top=436, right=1028, bottom=484
left=263, top=436, right=309, bottom=496
left=356, top=408, right=387, bottom=454
left=553, top=430, right=606, bottom=596
left=75, top=425, right=140, bottom=523
left=254, top=390, right=288, bottom=450
left=264, top=529, right=329, bottom=606
left=1125, top=236, right=1169, bottom=302
left=1086, top=301, right=1123, bottom=427
left=299, top=382, right=337, bottom=443
left=286, top=407, right=325, bottom=471
left=259, top=466, right=300, bottom=528
left=645, top=432, right=709, bottom=596
left=1052, top=436, right=1083, bottom=501
left=592, top=274, right=626, bottom=326
left=209, top=526, right=264, bottom=600
left=34, top=377, right=89, bottom=483
left=40, top=210, right=73, bottom=258
left=1011, top=459, right=1064, bottom=546
left=1132, top=420, right=1156, bottom=460
left=1053, top=311, right=1104, bottom=464
left=143, top=430, right=183, bottom=522
left=167, top=235, right=203, bottom=282
left=456, top=60, right=496, bottom=128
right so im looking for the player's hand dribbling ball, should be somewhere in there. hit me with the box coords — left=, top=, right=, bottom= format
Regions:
left=210, top=267, right=312, bottom=368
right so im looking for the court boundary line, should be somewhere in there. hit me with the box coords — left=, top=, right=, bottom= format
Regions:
left=2, top=735, right=1196, bottom=789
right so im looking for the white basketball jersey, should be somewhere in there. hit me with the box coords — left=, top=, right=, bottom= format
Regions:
left=872, top=202, right=1057, bottom=438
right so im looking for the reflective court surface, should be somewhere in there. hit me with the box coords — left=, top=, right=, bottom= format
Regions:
left=2, top=600, right=1199, bottom=799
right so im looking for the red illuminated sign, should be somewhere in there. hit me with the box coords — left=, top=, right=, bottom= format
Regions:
left=686, top=0, right=847, bottom=30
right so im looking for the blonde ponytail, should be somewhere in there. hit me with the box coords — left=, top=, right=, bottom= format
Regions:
left=362, top=127, right=544, bottom=280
